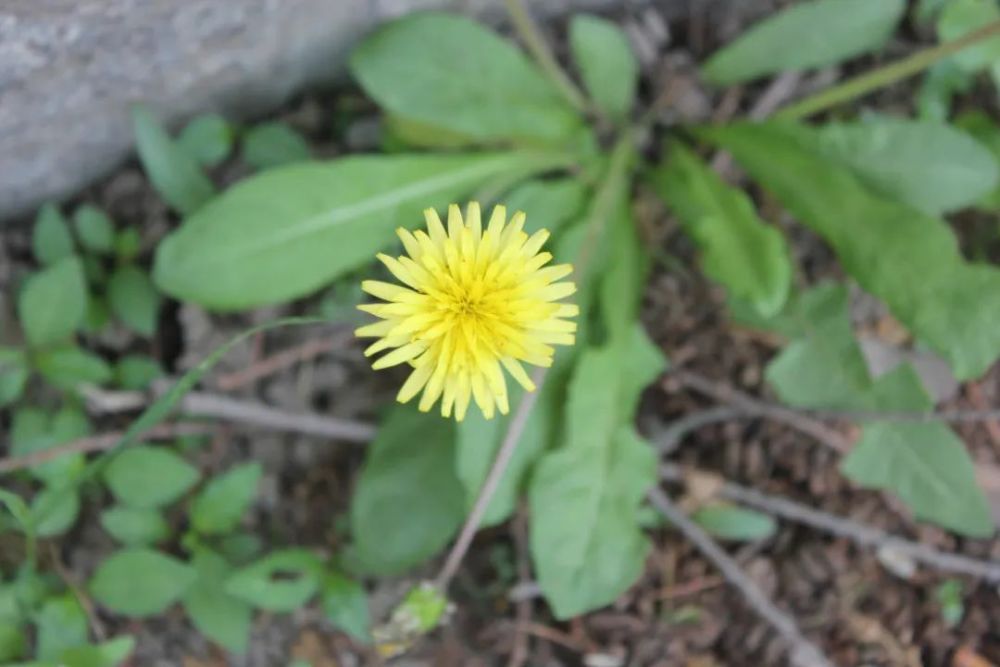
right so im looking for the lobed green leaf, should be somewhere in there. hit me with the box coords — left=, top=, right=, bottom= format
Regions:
left=702, top=0, right=905, bottom=85
left=569, top=15, right=638, bottom=120
left=700, top=121, right=1000, bottom=380
left=351, top=13, right=581, bottom=144
left=153, top=152, right=556, bottom=309
left=652, top=142, right=792, bottom=317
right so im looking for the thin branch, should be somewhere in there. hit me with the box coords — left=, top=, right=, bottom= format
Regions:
left=178, top=391, right=376, bottom=442
left=0, top=423, right=215, bottom=475
left=83, top=385, right=376, bottom=441
left=653, top=406, right=742, bottom=454
left=48, top=543, right=106, bottom=641
left=672, top=368, right=1000, bottom=426
left=2, top=391, right=376, bottom=475
left=435, top=367, right=547, bottom=590
left=214, top=330, right=352, bottom=391
left=660, top=464, right=1000, bottom=583
left=648, top=487, right=836, bottom=667
left=776, top=20, right=1000, bottom=120
left=503, top=0, right=588, bottom=113
left=669, top=370, right=851, bottom=452
left=506, top=502, right=534, bottom=667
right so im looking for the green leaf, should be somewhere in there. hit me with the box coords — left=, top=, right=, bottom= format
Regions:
left=107, top=265, right=161, bottom=336
left=956, top=110, right=1000, bottom=209
left=764, top=286, right=993, bottom=536
left=218, top=533, right=263, bottom=565
left=0, top=348, right=29, bottom=408
left=529, top=340, right=661, bottom=619
left=103, top=446, right=199, bottom=509
left=652, top=142, right=791, bottom=317
left=34, top=594, right=88, bottom=659
left=100, top=317, right=325, bottom=461
left=530, top=425, right=655, bottom=619
left=597, top=198, right=647, bottom=342
left=455, top=357, right=566, bottom=528
left=691, top=503, right=777, bottom=541
left=816, top=117, right=999, bottom=214
left=73, top=205, right=115, bottom=254
left=224, top=549, right=323, bottom=612
left=241, top=122, right=311, bottom=169
left=935, top=579, right=964, bottom=627
left=153, top=152, right=554, bottom=310
left=382, top=114, right=479, bottom=150
left=702, top=0, right=905, bottom=85
left=502, top=178, right=588, bottom=237
left=35, top=346, right=113, bottom=390
left=351, top=13, right=579, bottom=144
left=0, top=623, right=26, bottom=662
left=114, top=354, right=163, bottom=390
left=100, top=506, right=169, bottom=546
left=32, top=204, right=75, bottom=266
left=569, top=15, right=637, bottom=120
left=31, top=487, right=80, bottom=537
left=938, top=0, right=1000, bottom=81
left=700, top=121, right=1000, bottom=380
left=90, top=548, right=195, bottom=616
left=114, top=229, right=141, bottom=262
left=178, top=114, right=233, bottom=167
left=11, top=406, right=89, bottom=485
left=843, top=422, right=993, bottom=536
left=350, top=406, right=464, bottom=575
left=190, top=462, right=261, bottom=535
left=387, top=583, right=448, bottom=634
left=765, top=284, right=872, bottom=409
left=321, top=573, right=369, bottom=642
left=917, top=60, right=975, bottom=121
left=53, top=636, right=135, bottom=667
left=18, top=257, right=88, bottom=348
left=182, top=549, right=252, bottom=653
left=83, top=296, right=110, bottom=333
left=132, top=105, right=215, bottom=215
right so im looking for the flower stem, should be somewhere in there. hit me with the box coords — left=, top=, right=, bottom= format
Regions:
left=504, top=0, right=588, bottom=113
left=775, top=19, right=1000, bottom=120
left=433, top=131, right=635, bottom=592
left=435, top=366, right=547, bottom=591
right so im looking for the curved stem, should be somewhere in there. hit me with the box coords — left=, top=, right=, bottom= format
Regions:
left=435, top=367, right=547, bottom=590
left=504, top=0, right=588, bottom=113
left=776, top=19, right=1000, bottom=120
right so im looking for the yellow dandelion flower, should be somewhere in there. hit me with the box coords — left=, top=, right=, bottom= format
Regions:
left=356, top=202, right=579, bottom=421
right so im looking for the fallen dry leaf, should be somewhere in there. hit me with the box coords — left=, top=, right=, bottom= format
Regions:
left=953, top=646, right=997, bottom=667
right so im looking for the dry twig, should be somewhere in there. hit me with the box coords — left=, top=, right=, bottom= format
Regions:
left=660, top=464, right=1000, bottom=583
left=213, top=331, right=352, bottom=391
left=648, top=487, right=836, bottom=667
left=0, top=423, right=215, bottom=474
left=506, top=502, right=533, bottom=667
left=669, top=370, right=852, bottom=452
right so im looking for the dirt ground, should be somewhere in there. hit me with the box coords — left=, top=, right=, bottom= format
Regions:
left=2, top=2, right=1000, bottom=666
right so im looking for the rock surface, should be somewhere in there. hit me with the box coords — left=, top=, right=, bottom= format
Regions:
left=0, top=0, right=765, bottom=223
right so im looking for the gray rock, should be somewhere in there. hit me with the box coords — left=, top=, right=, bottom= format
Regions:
left=1, top=0, right=670, bottom=224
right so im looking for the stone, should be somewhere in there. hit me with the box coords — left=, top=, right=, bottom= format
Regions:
left=0, top=0, right=768, bottom=224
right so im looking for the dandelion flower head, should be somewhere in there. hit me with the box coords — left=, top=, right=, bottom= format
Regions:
left=356, top=202, right=578, bottom=421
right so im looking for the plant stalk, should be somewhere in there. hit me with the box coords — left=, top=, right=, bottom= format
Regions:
left=434, top=131, right=636, bottom=592
left=776, top=19, right=1000, bottom=120
left=504, top=0, right=588, bottom=113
